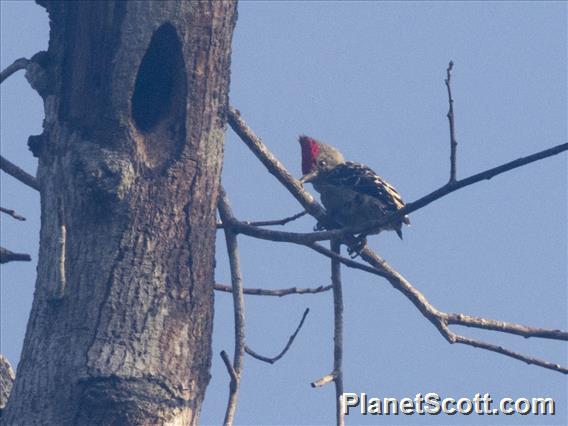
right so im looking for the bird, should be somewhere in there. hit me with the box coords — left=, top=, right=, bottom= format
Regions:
left=298, top=135, right=410, bottom=250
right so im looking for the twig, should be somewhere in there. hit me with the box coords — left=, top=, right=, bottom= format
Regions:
left=220, top=350, right=238, bottom=387
left=0, top=207, right=26, bottom=221
left=218, top=218, right=382, bottom=276
left=245, top=308, right=310, bottom=364
left=217, top=211, right=306, bottom=228
left=0, top=155, right=39, bottom=191
left=0, top=247, right=31, bottom=264
left=215, top=283, right=332, bottom=297
left=218, top=187, right=246, bottom=426
left=311, top=372, right=337, bottom=388
left=228, top=109, right=329, bottom=223
left=445, top=60, right=457, bottom=182
left=220, top=220, right=325, bottom=244
left=310, top=242, right=345, bottom=400
left=227, top=107, right=568, bottom=374
left=1, top=58, right=29, bottom=84
left=432, top=321, right=568, bottom=373
left=330, top=239, right=344, bottom=426
left=443, top=312, right=567, bottom=341
left=388, top=142, right=568, bottom=234
left=355, top=249, right=568, bottom=374
left=451, top=332, right=567, bottom=374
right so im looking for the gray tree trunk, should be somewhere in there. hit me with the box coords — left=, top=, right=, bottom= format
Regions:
left=3, top=1, right=237, bottom=424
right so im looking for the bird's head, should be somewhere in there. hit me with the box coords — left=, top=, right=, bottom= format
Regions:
left=298, top=135, right=345, bottom=183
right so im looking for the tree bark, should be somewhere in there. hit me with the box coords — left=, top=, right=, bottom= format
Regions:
left=3, top=1, right=237, bottom=424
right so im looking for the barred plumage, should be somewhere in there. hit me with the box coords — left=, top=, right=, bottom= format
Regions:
left=299, top=135, right=410, bottom=239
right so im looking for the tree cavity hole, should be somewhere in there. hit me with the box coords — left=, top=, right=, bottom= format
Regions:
left=132, top=23, right=185, bottom=133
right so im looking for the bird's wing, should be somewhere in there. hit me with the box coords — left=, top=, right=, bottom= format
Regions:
left=322, top=162, right=406, bottom=212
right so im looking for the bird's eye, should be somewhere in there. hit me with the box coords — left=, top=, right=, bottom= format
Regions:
left=318, top=159, right=327, bottom=167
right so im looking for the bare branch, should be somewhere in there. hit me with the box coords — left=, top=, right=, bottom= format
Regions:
left=445, top=60, right=458, bottom=182
left=220, top=350, right=238, bottom=387
left=226, top=219, right=325, bottom=244
left=0, top=155, right=39, bottom=191
left=215, top=283, right=332, bottom=297
left=218, top=187, right=246, bottom=426
left=1, top=58, right=29, bottom=84
left=311, top=371, right=337, bottom=388
left=244, top=211, right=307, bottom=227
left=228, top=108, right=329, bottom=223
left=228, top=107, right=567, bottom=374
left=219, top=218, right=382, bottom=277
left=443, top=312, right=568, bottom=341
left=330, top=239, right=344, bottom=426
left=440, top=326, right=568, bottom=374
left=332, top=245, right=568, bottom=374
left=245, top=308, right=310, bottom=364
left=218, top=211, right=306, bottom=228
left=0, top=207, right=26, bottom=221
left=356, top=250, right=568, bottom=374
left=369, top=141, right=568, bottom=235
left=0, top=247, right=31, bottom=264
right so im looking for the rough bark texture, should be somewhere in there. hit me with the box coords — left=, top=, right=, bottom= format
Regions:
left=3, top=1, right=237, bottom=424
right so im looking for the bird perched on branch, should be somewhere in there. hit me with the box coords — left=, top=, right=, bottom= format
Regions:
left=298, top=135, right=410, bottom=248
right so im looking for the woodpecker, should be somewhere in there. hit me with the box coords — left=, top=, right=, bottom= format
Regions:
left=299, top=135, right=410, bottom=241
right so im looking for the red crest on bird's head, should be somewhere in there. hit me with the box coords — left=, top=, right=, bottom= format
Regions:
left=299, top=135, right=320, bottom=175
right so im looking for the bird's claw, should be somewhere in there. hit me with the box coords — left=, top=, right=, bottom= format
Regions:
left=347, top=246, right=362, bottom=259
left=347, top=235, right=367, bottom=258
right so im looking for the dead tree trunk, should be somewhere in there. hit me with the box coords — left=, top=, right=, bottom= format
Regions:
left=3, top=1, right=237, bottom=424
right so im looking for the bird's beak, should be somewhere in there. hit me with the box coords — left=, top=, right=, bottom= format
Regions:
left=299, top=170, right=318, bottom=184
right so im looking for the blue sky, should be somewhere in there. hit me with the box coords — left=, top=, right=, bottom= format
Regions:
left=1, top=1, right=566, bottom=425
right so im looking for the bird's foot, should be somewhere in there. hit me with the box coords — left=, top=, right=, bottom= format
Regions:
left=347, top=235, right=367, bottom=259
